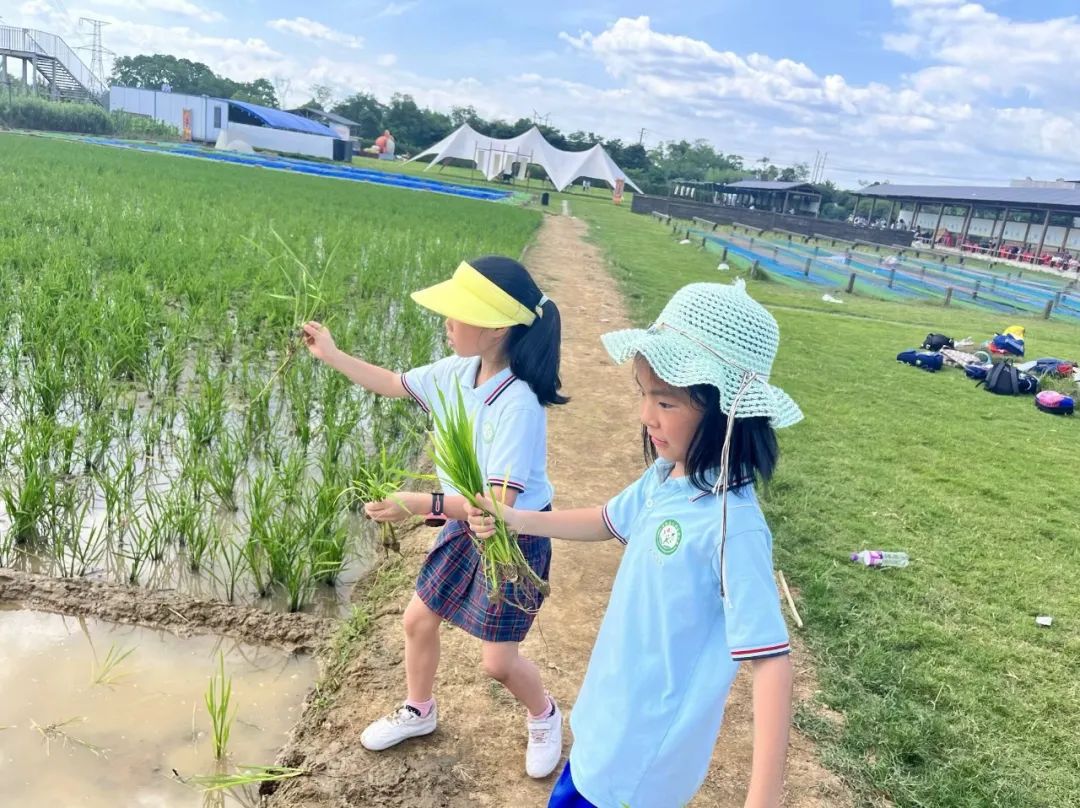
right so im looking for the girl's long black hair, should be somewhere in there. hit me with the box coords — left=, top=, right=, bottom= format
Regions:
left=641, top=382, right=778, bottom=492
left=470, top=255, right=568, bottom=406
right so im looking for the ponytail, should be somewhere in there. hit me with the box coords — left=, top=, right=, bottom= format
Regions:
left=468, top=255, right=568, bottom=406
left=506, top=299, right=567, bottom=406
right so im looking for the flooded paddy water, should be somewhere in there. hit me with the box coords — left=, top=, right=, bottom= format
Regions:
left=1, top=606, right=318, bottom=806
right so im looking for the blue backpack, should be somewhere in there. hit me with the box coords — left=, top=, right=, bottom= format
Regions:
left=897, top=350, right=943, bottom=372
left=991, top=334, right=1025, bottom=356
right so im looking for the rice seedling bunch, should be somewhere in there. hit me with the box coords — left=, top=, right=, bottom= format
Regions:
left=91, top=643, right=136, bottom=687
left=184, top=765, right=306, bottom=792
left=250, top=228, right=334, bottom=402
left=345, top=445, right=410, bottom=553
left=427, top=384, right=549, bottom=609
left=205, top=651, right=236, bottom=761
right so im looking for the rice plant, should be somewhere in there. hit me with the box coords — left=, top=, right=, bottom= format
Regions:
left=0, top=431, right=56, bottom=544
left=303, top=475, right=351, bottom=585
left=95, top=450, right=138, bottom=534
left=428, top=384, right=550, bottom=609
left=204, top=651, right=236, bottom=761
left=47, top=481, right=105, bottom=577
left=346, top=444, right=410, bottom=554
left=206, top=428, right=246, bottom=511
left=250, top=227, right=335, bottom=402
left=31, top=716, right=107, bottom=758
left=209, top=533, right=245, bottom=604
left=243, top=470, right=278, bottom=597
left=184, top=369, right=227, bottom=448
left=119, top=510, right=163, bottom=585
left=185, top=510, right=218, bottom=573
left=91, top=643, right=136, bottom=687
left=184, top=765, right=306, bottom=792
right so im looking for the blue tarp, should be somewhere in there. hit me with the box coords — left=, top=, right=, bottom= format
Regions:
left=227, top=100, right=338, bottom=137
left=78, top=137, right=512, bottom=201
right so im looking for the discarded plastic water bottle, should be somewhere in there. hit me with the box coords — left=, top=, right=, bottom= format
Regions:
left=850, top=550, right=909, bottom=568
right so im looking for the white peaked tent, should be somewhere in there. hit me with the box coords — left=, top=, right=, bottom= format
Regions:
left=409, top=123, right=643, bottom=193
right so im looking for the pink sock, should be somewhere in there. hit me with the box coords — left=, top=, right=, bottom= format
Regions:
left=405, top=697, right=435, bottom=718
left=528, top=696, right=554, bottom=720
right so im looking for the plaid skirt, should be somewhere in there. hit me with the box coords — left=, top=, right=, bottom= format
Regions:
left=416, top=513, right=552, bottom=643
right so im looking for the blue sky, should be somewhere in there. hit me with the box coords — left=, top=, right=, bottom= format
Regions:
left=11, top=0, right=1080, bottom=187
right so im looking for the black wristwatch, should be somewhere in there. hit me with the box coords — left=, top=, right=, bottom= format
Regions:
left=424, top=492, right=447, bottom=527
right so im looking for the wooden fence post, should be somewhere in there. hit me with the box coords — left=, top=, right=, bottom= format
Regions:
left=846, top=272, right=856, bottom=293
left=944, top=287, right=953, bottom=306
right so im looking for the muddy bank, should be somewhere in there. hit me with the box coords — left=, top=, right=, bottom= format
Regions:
left=0, top=568, right=333, bottom=653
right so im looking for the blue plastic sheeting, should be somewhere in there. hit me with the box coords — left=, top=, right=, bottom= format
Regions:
left=770, top=239, right=1080, bottom=318
left=79, top=137, right=512, bottom=202
left=227, top=100, right=337, bottom=137
left=698, top=234, right=834, bottom=288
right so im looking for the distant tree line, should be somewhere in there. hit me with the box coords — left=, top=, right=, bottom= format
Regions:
left=108, top=55, right=861, bottom=215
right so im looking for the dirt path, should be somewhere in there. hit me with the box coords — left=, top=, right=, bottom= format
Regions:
left=270, top=215, right=852, bottom=807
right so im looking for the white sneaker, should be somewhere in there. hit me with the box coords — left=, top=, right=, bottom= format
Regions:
left=360, top=703, right=438, bottom=751
left=525, top=698, right=563, bottom=778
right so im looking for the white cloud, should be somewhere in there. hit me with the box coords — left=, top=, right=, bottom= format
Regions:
left=883, top=0, right=1080, bottom=101
left=267, top=17, right=363, bottom=50
left=90, top=0, right=224, bottom=24
left=558, top=13, right=1080, bottom=182
left=375, top=2, right=419, bottom=18
left=12, top=0, right=1080, bottom=184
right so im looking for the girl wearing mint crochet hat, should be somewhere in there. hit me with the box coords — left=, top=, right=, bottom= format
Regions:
left=468, top=279, right=802, bottom=808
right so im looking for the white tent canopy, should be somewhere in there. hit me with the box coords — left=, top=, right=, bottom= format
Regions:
left=409, top=123, right=643, bottom=193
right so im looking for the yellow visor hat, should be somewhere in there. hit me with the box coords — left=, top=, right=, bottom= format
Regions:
left=410, top=261, right=544, bottom=328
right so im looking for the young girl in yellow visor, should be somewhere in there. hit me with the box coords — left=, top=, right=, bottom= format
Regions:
left=302, top=255, right=568, bottom=778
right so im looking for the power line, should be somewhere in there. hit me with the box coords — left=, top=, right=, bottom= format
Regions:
left=77, top=17, right=112, bottom=81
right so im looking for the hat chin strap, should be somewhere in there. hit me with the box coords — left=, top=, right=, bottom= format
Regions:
left=711, top=371, right=759, bottom=599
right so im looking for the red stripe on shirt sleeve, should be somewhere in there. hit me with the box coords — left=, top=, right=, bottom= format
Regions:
left=731, top=642, right=790, bottom=661
left=400, top=373, right=429, bottom=413
left=486, top=477, right=525, bottom=494
left=601, top=504, right=627, bottom=545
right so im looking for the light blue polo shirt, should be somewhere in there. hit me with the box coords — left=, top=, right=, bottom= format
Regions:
left=401, top=355, right=553, bottom=511
left=570, top=459, right=790, bottom=808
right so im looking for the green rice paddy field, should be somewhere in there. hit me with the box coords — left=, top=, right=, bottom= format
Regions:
left=3, top=132, right=1080, bottom=807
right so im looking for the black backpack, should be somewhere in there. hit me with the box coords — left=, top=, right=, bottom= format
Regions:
left=979, top=361, right=1037, bottom=395
left=922, top=333, right=954, bottom=352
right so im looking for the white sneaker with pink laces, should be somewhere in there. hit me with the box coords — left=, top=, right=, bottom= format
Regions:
left=525, top=698, right=563, bottom=778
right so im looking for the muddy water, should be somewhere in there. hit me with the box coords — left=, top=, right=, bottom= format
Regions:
left=1, top=607, right=317, bottom=806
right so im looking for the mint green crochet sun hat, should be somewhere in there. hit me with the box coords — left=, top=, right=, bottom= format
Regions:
left=600, top=279, right=803, bottom=429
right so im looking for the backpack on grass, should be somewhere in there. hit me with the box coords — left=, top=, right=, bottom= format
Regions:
left=921, top=333, right=954, bottom=352
left=1035, top=391, right=1074, bottom=415
left=978, top=361, right=1038, bottom=395
left=897, top=350, right=943, bottom=372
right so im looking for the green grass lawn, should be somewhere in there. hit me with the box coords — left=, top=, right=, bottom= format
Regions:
left=570, top=194, right=1080, bottom=808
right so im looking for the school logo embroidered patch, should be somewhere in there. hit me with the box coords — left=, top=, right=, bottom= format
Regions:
left=482, top=421, right=496, bottom=443
left=655, top=519, right=682, bottom=555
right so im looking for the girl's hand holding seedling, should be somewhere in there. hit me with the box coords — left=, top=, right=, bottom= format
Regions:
left=364, top=491, right=422, bottom=523
left=467, top=494, right=522, bottom=537
left=302, top=321, right=337, bottom=361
